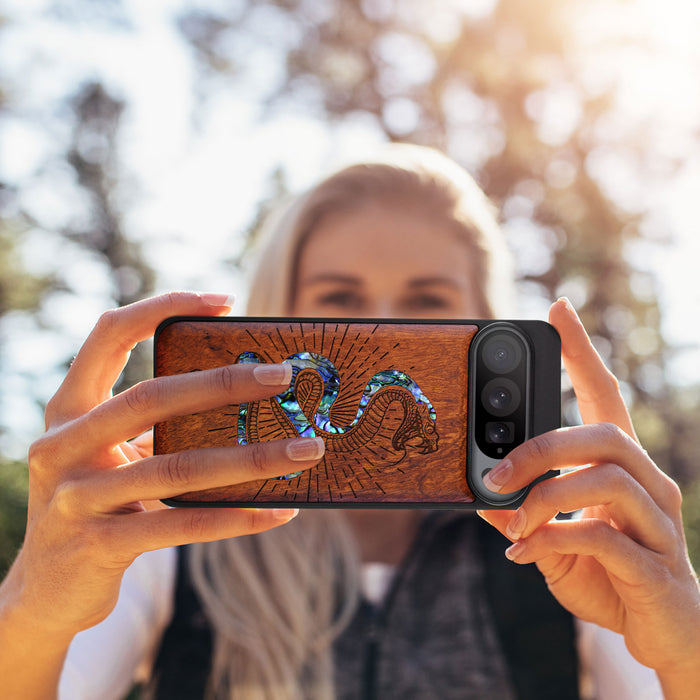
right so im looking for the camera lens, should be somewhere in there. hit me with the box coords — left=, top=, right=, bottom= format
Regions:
left=482, top=334, right=523, bottom=374
left=489, top=387, right=510, bottom=411
left=481, top=378, right=521, bottom=417
left=486, top=421, right=514, bottom=444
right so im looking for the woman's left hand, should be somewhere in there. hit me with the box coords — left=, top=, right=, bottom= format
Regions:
left=478, top=298, right=700, bottom=696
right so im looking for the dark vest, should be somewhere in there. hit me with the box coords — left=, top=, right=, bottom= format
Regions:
left=148, top=513, right=579, bottom=699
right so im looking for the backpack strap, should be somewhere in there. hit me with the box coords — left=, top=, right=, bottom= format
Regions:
left=477, top=516, right=580, bottom=700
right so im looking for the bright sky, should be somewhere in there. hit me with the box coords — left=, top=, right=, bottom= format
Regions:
left=1, top=0, right=699, bottom=456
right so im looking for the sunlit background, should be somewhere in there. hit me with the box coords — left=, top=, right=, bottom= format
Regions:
left=1, top=0, right=700, bottom=566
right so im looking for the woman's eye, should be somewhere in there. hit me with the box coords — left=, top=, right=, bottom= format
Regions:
left=403, top=295, right=451, bottom=311
left=315, top=290, right=365, bottom=310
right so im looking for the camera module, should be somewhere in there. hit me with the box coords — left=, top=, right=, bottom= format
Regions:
left=467, top=320, right=560, bottom=507
left=470, top=323, right=531, bottom=463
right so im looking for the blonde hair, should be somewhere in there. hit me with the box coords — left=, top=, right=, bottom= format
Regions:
left=189, top=512, right=359, bottom=700
left=246, top=143, right=514, bottom=318
left=189, top=145, right=514, bottom=699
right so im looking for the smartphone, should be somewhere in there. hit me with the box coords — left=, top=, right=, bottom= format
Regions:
left=153, top=317, right=560, bottom=509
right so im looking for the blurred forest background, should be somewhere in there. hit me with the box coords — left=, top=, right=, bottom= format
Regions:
left=1, top=0, right=700, bottom=574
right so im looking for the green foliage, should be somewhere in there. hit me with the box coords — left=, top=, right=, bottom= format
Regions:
left=0, top=460, right=28, bottom=577
left=0, top=225, right=54, bottom=316
left=682, top=478, right=700, bottom=572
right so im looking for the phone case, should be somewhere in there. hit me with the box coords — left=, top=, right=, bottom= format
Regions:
left=154, top=317, right=560, bottom=508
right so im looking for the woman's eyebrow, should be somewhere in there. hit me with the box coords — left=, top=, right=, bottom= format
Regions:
left=302, top=273, right=362, bottom=286
left=407, top=277, right=461, bottom=289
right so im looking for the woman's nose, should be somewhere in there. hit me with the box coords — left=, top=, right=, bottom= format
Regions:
left=364, top=300, right=400, bottom=318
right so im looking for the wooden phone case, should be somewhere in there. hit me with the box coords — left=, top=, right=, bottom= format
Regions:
left=153, top=318, right=559, bottom=508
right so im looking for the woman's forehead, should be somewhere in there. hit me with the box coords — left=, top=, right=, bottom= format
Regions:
left=297, top=205, right=473, bottom=277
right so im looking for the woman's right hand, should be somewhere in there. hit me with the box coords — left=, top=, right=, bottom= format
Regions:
left=1, top=292, right=325, bottom=642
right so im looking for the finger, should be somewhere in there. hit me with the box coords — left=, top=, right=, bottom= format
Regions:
left=128, top=430, right=153, bottom=459
left=503, top=464, right=676, bottom=554
left=476, top=509, right=516, bottom=540
left=483, top=423, right=681, bottom=515
left=503, top=517, right=662, bottom=587
left=85, top=437, right=325, bottom=508
left=66, top=361, right=293, bottom=455
left=548, top=298, right=636, bottom=439
left=109, top=506, right=301, bottom=558
left=47, top=292, right=234, bottom=424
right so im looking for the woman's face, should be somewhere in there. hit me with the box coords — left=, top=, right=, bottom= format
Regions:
left=293, top=202, right=484, bottom=319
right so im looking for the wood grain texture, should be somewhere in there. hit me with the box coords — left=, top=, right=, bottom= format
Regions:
left=155, top=319, right=478, bottom=505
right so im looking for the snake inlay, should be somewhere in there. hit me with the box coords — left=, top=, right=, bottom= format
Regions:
left=236, top=351, right=439, bottom=480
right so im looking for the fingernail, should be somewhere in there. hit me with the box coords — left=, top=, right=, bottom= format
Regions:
left=506, top=509, right=527, bottom=540
left=199, top=293, right=236, bottom=308
left=483, top=460, right=512, bottom=493
left=254, top=363, right=293, bottom=386
left=557, top=296, right=578, bottom=319
left=286, top=437, right=325, bottom=461
left=273, top=508, right=299, bottom=521
left=505, top=541, right=527, bottom=561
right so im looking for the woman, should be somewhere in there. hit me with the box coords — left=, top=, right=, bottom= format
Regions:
left=0, top=145, right=698, bottom=699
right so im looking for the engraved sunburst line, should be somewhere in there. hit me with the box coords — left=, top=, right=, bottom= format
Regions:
left=207, top=424, right=237, bottom=433
left=320, top=323, right=326, bottom=356
left=327, top=323, right=339, bottom=362
left=344, top=331, right=364, bottom=370
left=332, top=324, right=350, bottom=364
left=357, top=333, right=373, bottom=353
left=359, top=346, right=380, bottom=368
left=340, top=367, right=361, bottom=384
left=276, top=327, right=291, bottom=356
left=267, top=330, right=283, bottom=358
left=340, top=340, right=358, bottom=368
left=244, top=329, right=263, bottom=349
left=240, top=338, right=275, bottom=364
left=353, top=337, right=381, bottom=371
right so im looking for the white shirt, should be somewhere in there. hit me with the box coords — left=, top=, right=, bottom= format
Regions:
left=59, top=548, right=663, bottom=700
